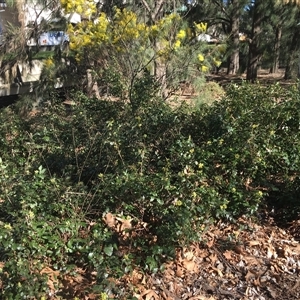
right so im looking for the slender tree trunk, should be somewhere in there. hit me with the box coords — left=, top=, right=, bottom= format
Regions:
left=153, top=39, right=167, bottom=98
left=270, top=26, right=282, bottom=73
left=141, top=0, right=168, bottom=97
left=228, top=0, right=240, bottom=75
left=246, top=0, right=263, bottom=82
left=285, top=27, right=299, bottom=79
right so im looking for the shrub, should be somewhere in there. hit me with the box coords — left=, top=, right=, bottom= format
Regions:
left=0, top=82, right=300, bottom=297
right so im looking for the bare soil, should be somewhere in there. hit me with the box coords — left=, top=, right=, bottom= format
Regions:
left=207, top=68, right=295, bottom=87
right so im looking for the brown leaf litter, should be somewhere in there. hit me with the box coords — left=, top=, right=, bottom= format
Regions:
left=1, top=215, right=299, bottom=299
left=120, top=216, right=300, bottom=300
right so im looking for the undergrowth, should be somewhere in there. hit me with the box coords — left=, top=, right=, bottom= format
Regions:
left=0, top=82, right=299, bottom=298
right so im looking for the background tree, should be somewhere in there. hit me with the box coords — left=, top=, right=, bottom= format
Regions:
left=246, top=0, right=275, bottom=81
left=186, top=0, right=250, bottom=75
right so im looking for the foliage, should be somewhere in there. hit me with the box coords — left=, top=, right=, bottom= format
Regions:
left=59, top=5, right=210, bottom=99
left=0, top=81, right=300, bottom=297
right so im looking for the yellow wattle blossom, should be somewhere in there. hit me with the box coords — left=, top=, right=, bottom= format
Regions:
left=194, top=22, right=207, bottom=33
left=176, top=29, right=186, bottom=40
left=66, top=6, right=191, bottom=65
left=213, top=58, right=222, bottom=67
left=201, top=65, right=208, bottom=72
left=44, top=58, right=54, bottom=67
left=173, top=40, right=181, bottom=50
left=150, top=24, right=159, bottom=35
left=60, top=0, right=96, bottom=15
left=198, top=54, right=204, bottom=62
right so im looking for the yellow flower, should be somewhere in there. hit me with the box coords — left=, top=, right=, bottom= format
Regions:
left=201, top=65, right=208, bottom=72
left=220, top=203, right=227, bottom=210
left=213, top=59, right=222, bottom=67
left=177, top=29, right=186, bottom=40
left=69, top=42, right=76, bottom=50
left=194, top=22, right=207, bottom=33
left=28, top=211, right=35, bottom=219
left=198, top=54, right=204, bottom=62
left=173, top=40, right=181, bottom=50
left=44, top=58, right=54, bottom=68
left=174, top=200, right=183, bottom=206
left=151, top=24, right=158, bottom=32
left=4, top=223, right=12, bottom=230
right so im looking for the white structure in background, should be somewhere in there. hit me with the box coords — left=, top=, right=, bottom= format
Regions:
left=27, top=31, right=69, bottom=47
left=0, top=0, right=98, bottom=95
left=23, top=1, right=73, bottom=47
left=197, top=33, right=211, bottom=43
left=196, top=33, right=219, bottom=44
left=0, top=0, right=83, bottom=47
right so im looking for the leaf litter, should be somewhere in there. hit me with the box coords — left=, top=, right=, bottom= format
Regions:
left=124, top=216, right=300, bottom=300
left=1, top=215, right=299, bottom=299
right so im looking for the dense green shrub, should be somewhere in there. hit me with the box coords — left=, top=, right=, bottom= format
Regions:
left=0, top=82, right=300, bottom=297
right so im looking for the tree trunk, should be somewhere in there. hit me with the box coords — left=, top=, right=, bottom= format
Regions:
left=270, top=26, right=282, bottom=74
left=227, top=0, right=240, bottom=75
left=140, top=0, right=167, bottom=97
left=246, top=0, right=263, bottom=82
left=284, top=27, right=299, bottom=79
left=153, top=39, right=167, bottom=98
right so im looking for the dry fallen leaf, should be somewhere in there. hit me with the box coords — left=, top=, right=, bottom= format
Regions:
left=120, top=218, right=132, bottom=232
left=267, top=246, right=277, bottom=259
left=175, top=265, right=185, bottom=277
left=182, top=259, right=197, bottom=272
left=207, top=239, right=215, bottom=248
left=140, top=289, right=159, bottom=300
left=104, top=212, right=116, bottom=228
left=267, top=286, right=277, bottom=298
left=248, top=240, right=260, bottom=246
left=245, top=270, right=256, bottom=281
left=223, top=250, right=233, bottom=260
left=40, top=267, right=60, bottom=294
left=189, top=296, right=216, bottom=300
left=183, top=250, right=195, bottom=261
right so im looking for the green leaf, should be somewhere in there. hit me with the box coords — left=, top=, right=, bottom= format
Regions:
left=103, top=244, right=114, bottom=256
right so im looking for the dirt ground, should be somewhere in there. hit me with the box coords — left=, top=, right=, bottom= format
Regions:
left=207, top=68, right=295, bottom=87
